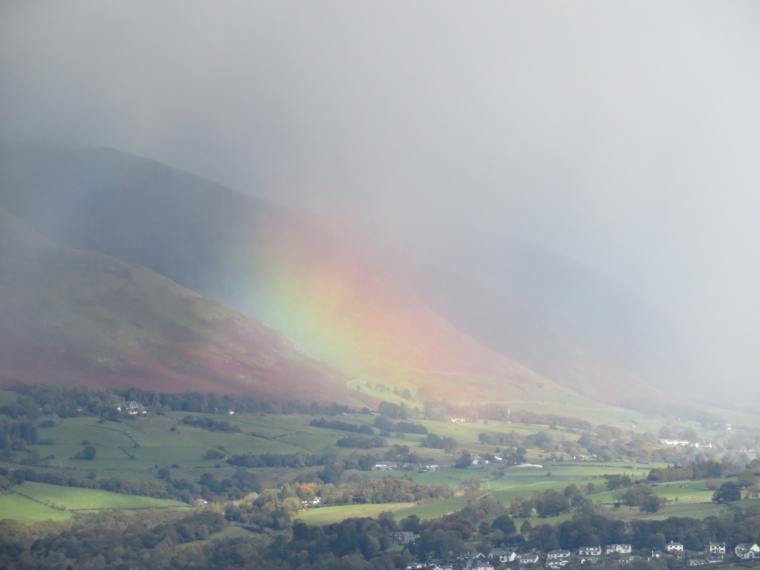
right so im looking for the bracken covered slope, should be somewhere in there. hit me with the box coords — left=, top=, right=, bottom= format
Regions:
left=0, top=206, right=351, bottom=402
left=0, top=143, right=680, bottom=406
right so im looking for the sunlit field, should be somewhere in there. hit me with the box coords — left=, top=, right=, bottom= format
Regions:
left=0, top=399, right=754, bottom=530
left=295, top=502, right=416, bottom=525
left=0, top=492, right=73, bottom=524
left=14, top=481, right=187, bottom=511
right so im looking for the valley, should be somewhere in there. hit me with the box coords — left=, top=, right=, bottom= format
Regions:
left=2, top=383, right=760, bottom=567
left=2, top=2, right=758, bottom=567
left=0, top=145, right=758, bottom=568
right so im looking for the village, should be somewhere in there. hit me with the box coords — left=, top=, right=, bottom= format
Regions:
left=392, top=538, right=760, bottom=570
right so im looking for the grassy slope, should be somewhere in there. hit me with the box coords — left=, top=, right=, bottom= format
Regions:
left=13, top=481, right=186, bottom=510
left=0, top=493, right=74, bottom=524
left=0, top=482, right=186, bottom=525
left=295, top=503, right=416, bottom=525
left=1, top=402, right=754, bottom=526
left=10, top=408, right=737, bottom=478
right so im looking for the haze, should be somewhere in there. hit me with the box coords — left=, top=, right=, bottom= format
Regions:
left=2, top=1, right=760, bottom=393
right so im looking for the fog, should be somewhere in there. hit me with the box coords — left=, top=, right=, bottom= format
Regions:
left=2, top=1, right=760, bottom=390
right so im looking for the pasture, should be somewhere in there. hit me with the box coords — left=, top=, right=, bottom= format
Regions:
left=12, top=481, right=187, bottom=511
left=0, top=492, right=73, bottom=524
left=1, top=394, right=756, bottom=529
left=22, top=402, right=737, bottom=486
left=295, top=502, right=416, bottom=525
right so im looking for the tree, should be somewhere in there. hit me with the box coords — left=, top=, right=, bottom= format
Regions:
left=378, top=401, right=401, bottom=418
left=564, top=484, right=585, bottom=508
left=510, top=496, right=534, bottom=519
left=712, top=481, right=741, bottom=503
left=318, top=461, right=345, bottom=484
left=492, top=514, right=516, bottom=536
left=604, top=474, right=632, bottom=491
left=455, top=451, right=472, bottom=469
left=620, top=482, right=658, bottom=508
left=737, top=470, right=758, bottom=488
left=746, top=458, right=760, bottom=474
left=74, top=446, right=97, bottom=460
left=533, top=489, right=570, bottom=518
left=529, top=523, right=559, bottom=550
left=399, top=514, right=421, bottom=533
left=417, top=528, right=464, bottom=560
left=640, top=493, right=666, bottom=513
left=204, top=449, right=225, bottom=460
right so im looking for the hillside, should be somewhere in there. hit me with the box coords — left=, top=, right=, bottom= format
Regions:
left=0, top=143, right=681, bottom=406
left=368, top=227, right=682, bottom=403
left=0, top=206, right=351, bottom=402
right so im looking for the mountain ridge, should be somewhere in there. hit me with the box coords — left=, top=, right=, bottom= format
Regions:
left=0, top=142, right=684, bottom=406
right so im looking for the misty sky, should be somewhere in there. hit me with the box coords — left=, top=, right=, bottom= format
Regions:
left=3, top=1, right=760, bottom=385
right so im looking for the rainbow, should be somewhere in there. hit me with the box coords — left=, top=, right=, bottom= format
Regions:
left=219, top=217, right=559, bottom=403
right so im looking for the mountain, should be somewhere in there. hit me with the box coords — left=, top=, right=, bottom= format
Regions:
left=0, top=206, right=351, bottom=402
left=0, top=142, right=681, bottom=406
left=368, top=227, right=683, bottom=403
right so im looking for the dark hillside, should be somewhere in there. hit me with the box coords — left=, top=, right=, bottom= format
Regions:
left=0, top=143, right=593, bottom=405
left=0, top=206, right=350, bottom=401
left=0, top=143, right=683, bottom=405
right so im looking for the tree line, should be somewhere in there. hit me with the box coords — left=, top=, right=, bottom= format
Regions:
left=0, top=381, right=354, bottom=419
left=4, top=483, right=760, bottom=569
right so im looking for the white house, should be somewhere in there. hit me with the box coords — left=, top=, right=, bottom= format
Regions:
left=489, top=549, right=517, bottom=563
left=605, top=544, right=632, bottom=555
left=517, top=553, right=540, bottom=565
left=667, top=542, right=684, bottom=554
left=115, top=401, right=147, bottom=415
left=388, top=532, right=415, bottom=545
left=735, top=544, right=760, bottom=560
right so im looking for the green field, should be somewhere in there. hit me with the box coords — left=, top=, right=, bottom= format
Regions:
left=343, top=379, right=687, bottom=433
left=2, top=388, right=759, bottom=529
left=32, top=413, right=319, bottom=475
left=295, top=502, right=416, bottom=524
left=5, top=481, right=187, bottom=517
left=27, top=410, right=573, bottom=479
left=329, top=461, right=669, bottom=523
left=0, top=492, right=73, bottom=524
